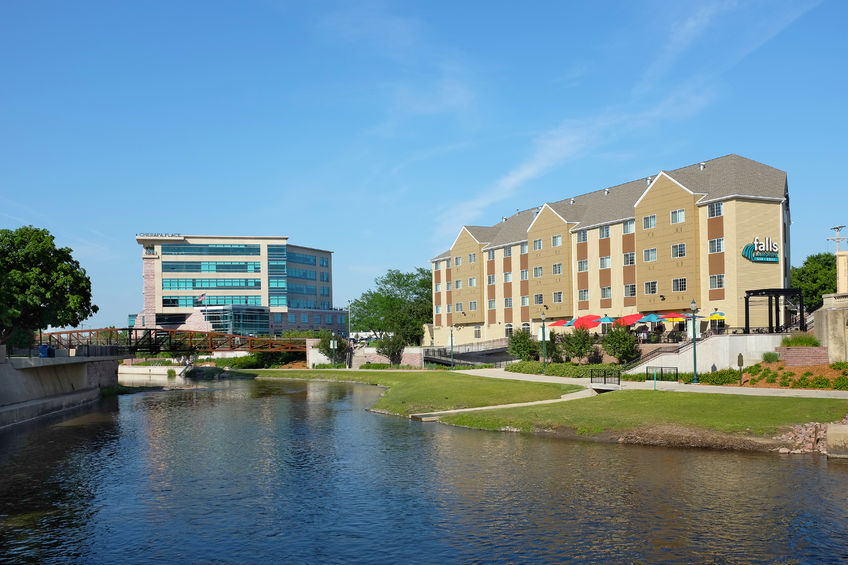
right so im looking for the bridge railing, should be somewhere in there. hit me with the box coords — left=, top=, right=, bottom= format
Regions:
left=43, top=328, right=307, bottom=353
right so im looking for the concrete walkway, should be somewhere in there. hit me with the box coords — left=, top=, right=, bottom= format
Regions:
left=410, top=388, right=597, bottom=421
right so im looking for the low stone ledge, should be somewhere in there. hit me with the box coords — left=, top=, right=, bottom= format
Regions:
left=827, top=424, right=848, bottom=458
left=776, top=346, right=830, bottom=366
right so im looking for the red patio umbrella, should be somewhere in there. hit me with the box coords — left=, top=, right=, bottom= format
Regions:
left=660, top=312, right=686, bottom=321
left=614, top=313, right=644, bottom=326
left=573, top=315, right=601, bottom=329
left=547, top=319, right=568, bottom=327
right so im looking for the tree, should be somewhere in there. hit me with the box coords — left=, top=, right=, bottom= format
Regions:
left=350, top=268, right=432, bottom=345
left=791, top=253, right=836, bottom=312
left=376, top=333, right=406, bottom=365
left=507, top=330, right=538, bottom=361
left=0, top=226, right=98, bottom=344
left=601, top=326, right=641, bottom=364
left=317, top=330, right=349, bottom=363
left=561, top=328, right=594, bottom=362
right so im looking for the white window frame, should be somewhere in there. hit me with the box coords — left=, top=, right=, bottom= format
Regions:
left=469, top=253, right=476, bottom=263
left=504, top=246, right=512, bottom=258
left=520, top=295, right=529, bottom=307
left=578, top=289, right=589, bottom=301
left=504, top=297, right=513, bottom=308
left=454, top=256, right=461, bottom=266
left=504, top=272, right=512, bottom=283
left=552, top=291, right=563, bottom=303
left=624, top=284, right=636, bottom=297
left=601, top=286, right=611, bottom=299
left=644, top=248, right=657, bottom=262
left=474, top=326, right=481, bottom=338
left=520, top=242, right=528, bottom=254
left=623, top=252, right=635, bottom=266
left=520, top=269, right=528, bottom=281
left=455, top=302, right=463, bottom=312
left=487, top=274, right=495, bottom=285
left=577, top=259, right=588, bottom=272
left=576, top=230, right=588, bottom=243
left=533, top=266, right=543, bottom=278
left=454, top=279, right=462, bottom=289
left=623, top=219, right=635, bottom=234
left=552, top=263, right=562, bottom=275
left=469, top=277, right=476, bottom=287
left=709, top=238, right=724, bottom=254
left=645, top=281, right=658, bottom=295
left=671, top=208, right=685, bottom=224
left=488, top=299, right=496, bottom=309
left=534, top=293, right=544, bottom=305
left=710, top=273, right=725, bottom=289
left=469, top=301, right=477, bottom=311
left=446, top=281, right=452, bottom=291
left=599, top=256, right=611, bottom=269
left=643, top=215, right=656, bottom=230
left=672, top=278, right=687, bottom=292
left=435, top=305, right=442, bottom=314
left=552, top=234, right=562, bottom=247
left=447, top=303, right=452, bottom=313
left=671, top=243, right=686, bottom=258
left=435, top=283, right=441, bottom=292
left=598, top=225, right=610, bottom=239
left=487, top=250, right=495, bottom=260
left=708, top=202, right=723, bottom=218
left=533, top=238, right=543, bottom=251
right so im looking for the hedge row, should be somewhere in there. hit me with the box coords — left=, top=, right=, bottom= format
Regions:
left=504, top=361, right=620, bottom=378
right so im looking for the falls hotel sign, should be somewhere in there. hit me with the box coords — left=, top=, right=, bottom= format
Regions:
left=741, top=236, right=779, bottom=263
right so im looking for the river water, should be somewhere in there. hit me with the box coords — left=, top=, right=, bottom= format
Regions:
left=2, top=378, right=848, bottom=564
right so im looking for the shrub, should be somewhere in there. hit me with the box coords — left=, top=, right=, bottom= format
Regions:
left=678, top=369, right=740, bottom=385
left=746, top=364, right=762, bottom=376
left=167, top=368, right=176, bottom=380
left=507, top=330, right=538, bottom=361
left=313, top=363, right=346, bottom=369
left=765, top=372, right=777, bottom=384
left=779, top=375, right=792, bottom=387
left=586, top=346, right=604, bottom=364
left=811, top=376, right=831, bottom=389
left=783, top=371, right=795, bottom=378
left=833, top=376, right=848, bottom=390
left=317, top=331, right=349, bottom=363
left=831, top=361, right=848, bottom=371
left=602, top=326, right=641, bottom=363
left=505, top=361, right=617, bottom=378
left=792, top=375, right=811, bottom=388
left=376, top=333, right=407, bottom=365
left=802, top=371, right=814, bottom=378
left=781, top=332, right=820, bottom=347
left=359, top=363, right=391, bottom=370
left=562, top=329, right=594, bottom=361
left=762, top=352, right=779, bottom=363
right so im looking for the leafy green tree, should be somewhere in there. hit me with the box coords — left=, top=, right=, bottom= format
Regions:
left=507, top=330, right=538, bottom=361
left=0, top=226, right=98, bottom=344
left=602, top=326, right=641, bottom=363
left=350, top=268, right=432, bottom=345
left=791, top=253, right=836, bottom=312
left=562, top=328, right=594, bottom=362
left=376, top=333, right=406, bottom=365
left=317, top=330, right=349, bottom=363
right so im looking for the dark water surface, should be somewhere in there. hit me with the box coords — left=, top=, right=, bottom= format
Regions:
left=2, top=379, right=848, bottom=564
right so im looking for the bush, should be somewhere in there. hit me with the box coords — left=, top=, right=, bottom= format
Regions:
left=765, top=372, right=777, bottom=384
left=313, top=363, right=346, bottom=369
left=831, top=361, right=848, bottom=371
left=507, top=330, right=538, bottom=361
left=833, top=376, right=848, bottom=390
left=562, top=329, right=594, bottom=361
left=811, top=376, right=831, bottom=389
left=679, top=369, right=742, bottom=385
left=781, top=332, right=820, bottom=347
left=779, top=375, right=792, bottom=387
left=359, top=363, right=391, bottom=370
left=792, top=375, right=811, bottom=388
left=376, top=333, right=407, bottom=365
left=762, top=352, right=779, bottom=363
left=167, top=368, right=176, bottom=380
left=317, top=331, right=349, bottom=362
left=602, top=326, right=641, bottom=363
left=745, top=364, right=762, bottom=376
left=586, top=346, right=604, bottom=364
left=505, top=361, right=618, bottom=378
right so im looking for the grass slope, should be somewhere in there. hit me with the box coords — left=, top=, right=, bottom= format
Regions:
left=246, top=370, right=582, bottom=416
left=441, top=390, right=848, bottom=436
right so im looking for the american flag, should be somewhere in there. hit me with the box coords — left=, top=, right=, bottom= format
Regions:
left=197, top=293, right=207, bottom=303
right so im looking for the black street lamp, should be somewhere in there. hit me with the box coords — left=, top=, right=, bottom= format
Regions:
left=541, top=310, right=547, bottom=375
left=691, top=299, right=699, bottom=384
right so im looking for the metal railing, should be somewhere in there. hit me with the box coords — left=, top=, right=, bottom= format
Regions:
left=645, top=366, right=678, bottom=381
left=590, top=368, right=620, bottom=385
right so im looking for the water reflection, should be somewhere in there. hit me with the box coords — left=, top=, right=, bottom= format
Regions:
left=2, top=380, right=848, bottom=563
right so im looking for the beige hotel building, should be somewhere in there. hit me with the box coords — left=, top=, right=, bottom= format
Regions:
left=428, top=154, right=791, bottom=347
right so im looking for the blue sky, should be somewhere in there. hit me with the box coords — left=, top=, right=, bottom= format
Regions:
left=1, top=0, right=846, bottom=328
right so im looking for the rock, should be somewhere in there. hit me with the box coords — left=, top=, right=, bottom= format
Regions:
left=779, top=448, right=790, bottom=454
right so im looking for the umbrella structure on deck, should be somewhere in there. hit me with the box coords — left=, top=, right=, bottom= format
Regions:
left=547, top=319, right=568, bottom=327
left=596, top=315, right=616, bottom=324
left=614, top=313, right=644, bottom=326
left=705, top=311, right=726, bottom=320
left=637, top=313, right=660, bottom=323
left=565, top=319, right=575, bottom=327
left=660, top=312, right=687, bottom=322
left=573, top=314, right=601, bottom=329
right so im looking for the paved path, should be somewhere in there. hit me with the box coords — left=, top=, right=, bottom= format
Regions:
left=410, top=388, right=597, bottom=421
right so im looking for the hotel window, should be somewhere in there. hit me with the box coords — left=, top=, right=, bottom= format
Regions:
left=454, top=256, right=461, bottom=266
left=534, top=293, right=544, bottom=305
left=578, top=289, right=589, bottom=301
left=435, top=304, right=442, bottom=314
left=446, top=281, right=452, bottom=291
left=487, top=274, right=495, bottom=285
left=488, top=299, right=496, bottom=309
left=623, top=252, right=636, bottom=266
left=521, top=295, right=529, bottom=307
left=455, top=302, right=463, bottom=312
left=487, top=250, right=495, bottom=260
left=455, top=280, right=462, bottom=289
left=643, top=215, right=656, bottom=229
left=505, top=323, right=513, bottom=338
left=301, top=313, right=309, bottom=323
left=599, top=256, right=611, bottom=269
left=577, top=259, right=588, bottom=272
left=671, top=243, right=686, bottom=258
left=577, top=230, right=588, bottom=243
left=645, top=281, right=658, bottom=295
left=520, top=242, right=528, bottom=254
left=709, top=238, right=724, bottom=253
left=601, top=287, right=611, bottom=299
left=474, top=326, right=481, bottom=338
left=533, top=266, right=543, bottom=278
left=672, top=278, right=687, bottom=292
left=469, top=301, right=477, bottom=311
left=505, top=297, right=513, bottom=308
left=504, top=246, right=512, bottom=258
left=623, top=219, right=635, bottom=234
left=469, top=253, right=476, bottom=263
left=533, top=238, right=543, bottom=251
left=520, top=269, right=528, bottom=280
left=552, top=234, right=562, bottom=247
left=552, top=263, right=562, bottom=275
left=598, top=225, right=610, bottom=239
left=624, top=284, right=636, bottom=297
left=469, top=277, right=476, bottom=287
left=671, top=209, right=685, bottom=224
left=504, top=272, right=512, bottom=283
left=553, top=291, right=563, bottom=303
left=435, top=283, right=441, bottom=292
left=708, top=202, right=723, bottom=218
left=710, top=274, right=725, bottom=289
left=644, top=248, right=657, bottom=262
left=447, top=304, right=452, bottom=313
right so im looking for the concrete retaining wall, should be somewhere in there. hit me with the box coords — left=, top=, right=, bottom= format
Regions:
left=118, top=364, right=189, bottom=386
left=626, top=334, right=784, bottom=375
left=307, top=341, right=424, bottom=369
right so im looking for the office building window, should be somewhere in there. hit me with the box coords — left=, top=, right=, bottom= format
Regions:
left=645, top=281, right=658, bottom=295
left=578, top=289, right=589, bottom=301
left=553, top=291, right=563, bottom=303
left=598, top=225, right=610, bottom=239
left=623, top=219, right=635, bottom=234
left=577, top=230, right=588, bottom=243
left=504, top=246, right=512, bottom=258
left=533, top=266, right=543, bottom=278
left=434, top=261, right=441, bottom=271
left=455, top=302, right=463, bottom=312
left=488, top=299, right=496, bottom=309
left=435, top=283, right=441, bottom=292
left=709, top=238, right=724, bottom=253
left=474, top=326, right=481, bottom=338
left=505, top=323, right=513, bottom=338
left=710, top=274, right=725, bottom=289
left=447, top=304, right=452, bottom=313
left=601, top=287, right=611, bottom=299
left=469, top=253, right=476, bottom=263
left=435, top=305, right=441, bottom=314
left=520, top=269, right=528, bottom=280
left=534, top=293, right=544, bottom=305
left=644, top=248, right=657, bottom=262
left=487, top=274, right=495, bottom=285
left=552, top=263, right=562, bottom=275
left=504, top=297, right=513, bottom=308
left=469, top=277, right=476, bottom=287
left=288, top=313, right=297, bottom=323
left=533, top=238, right=543, bottom=251
left=623, top=252, right=635, bottom=266
left=521, top=295, right=529, bottom=307
left=624, top=284, right=636, bottom=297
left=671, top=243, right=686, bottom=258
left=469, top=301, right=477, bottom=311
left=552, top=234, right=562, bottom=247
left=301, top=313, right=309, bottom=323
left=643, top=215, right=656, bottom=229
left=455, top=280, right=462, bottom=289
left=672, top=278, right=687, bottom=292
left=671, top=209, right=685, bottom=224
left=708, top=202, right=723, bottom=218
left=454, top=256, right=461, bottom=266
left=487, top=250, right=495, bottom=260
left=520, top=242, right=528, bottom=254
left=577, top=259, right=588, bottom=272
left=446, top=281, right=452, bottom=291
left=599, top=256, right=611, bottom=269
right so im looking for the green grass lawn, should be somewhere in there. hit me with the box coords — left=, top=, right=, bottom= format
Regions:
left=441, top=390, right=848, bottom=436
left=244, top=370, right=582, bottom=416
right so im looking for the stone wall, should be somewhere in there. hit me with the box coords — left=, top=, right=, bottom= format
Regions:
left=306, top=340, right=424, bottom=369
left=776, top=346, right=831, bottom=366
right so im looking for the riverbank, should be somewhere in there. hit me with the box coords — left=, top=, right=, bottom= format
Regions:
left=248, top=369, right=848, bottom=453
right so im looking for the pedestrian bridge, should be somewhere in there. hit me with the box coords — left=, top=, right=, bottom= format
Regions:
left=43, top=328, right=307, bottom=354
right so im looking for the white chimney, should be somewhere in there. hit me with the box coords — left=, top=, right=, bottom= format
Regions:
left=699, top=162, right=706, bottom=171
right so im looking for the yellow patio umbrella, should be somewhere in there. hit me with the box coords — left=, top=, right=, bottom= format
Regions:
left=706, top=312, right=726, bottom=320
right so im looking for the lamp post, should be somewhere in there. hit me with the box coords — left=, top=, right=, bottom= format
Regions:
left=541, top=310, right=547, bottom=375
left=690, top=299, right=698, bottom=384
left=347, top=299, right=351, bottom=338
left=450, top=325, right=454, bottom=370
